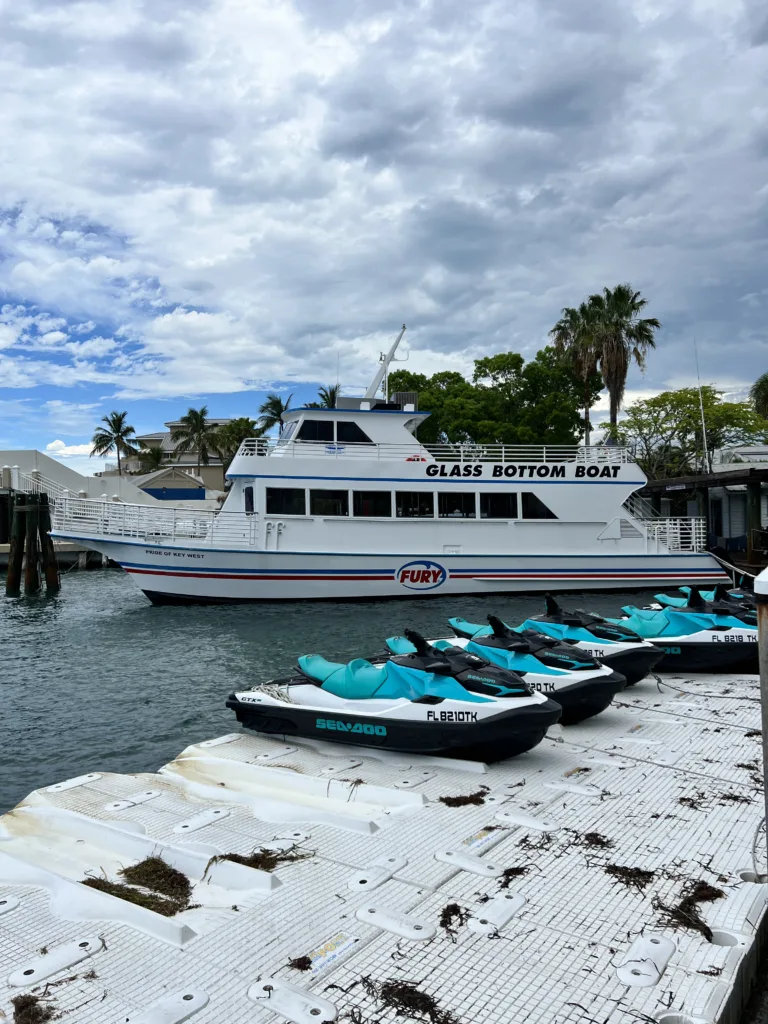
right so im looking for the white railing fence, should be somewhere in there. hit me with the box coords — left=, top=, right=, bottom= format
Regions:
left=12, top=467, right=73, bottom=503
left=236, top=438, right=633, bottom=464
left=644, top=517, right=706, bottom=553
left=52, top=497, right=259, bottom=547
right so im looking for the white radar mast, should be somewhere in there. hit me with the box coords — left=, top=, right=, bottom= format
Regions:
left=364, top=324, right=407, bottom=402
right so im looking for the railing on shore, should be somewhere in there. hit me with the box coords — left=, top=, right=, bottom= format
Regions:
left=645, top=517, right=706, bottom=553
left=52, top=497, right=258, bottom=547
left=236, top=438, right=633, bottom=464
left=12, top=468, right=72, bottom=502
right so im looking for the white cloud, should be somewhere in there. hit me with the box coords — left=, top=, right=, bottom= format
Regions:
left=44, top=400, right=101, bottom=434
left=45, top=439, right=93, bottom=457
left=0, top=0, right=765, bottom=411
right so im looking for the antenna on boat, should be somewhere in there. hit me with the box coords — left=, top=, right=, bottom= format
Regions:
left=365, top=324, right=406, bottom=401
left=693, top=335, right=710, bottom=472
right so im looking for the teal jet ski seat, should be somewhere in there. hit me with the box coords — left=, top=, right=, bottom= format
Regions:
left=297, top=654, right=489, bottom=702
left=612, top=608, right=753, bottom=639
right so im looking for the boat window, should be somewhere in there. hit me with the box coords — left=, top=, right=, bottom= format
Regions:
left=337, top=421, right=373, bottom=444
left=310, top=489, right=349, bottom=516
left=266, top=487, right=306, bottom=515
left=244, top=485, right=255, bottom=515
left=438, top=492, right=476, bottom=518
left=297, top=419, right=334, bottom=442
left=521, top=492, right=558, bottom=519
left=280, top=422, right=296, bottom=441
left=353, top=491, right=392, bottom=517
left=480, top=493, right=518, bottom=519
left=396, top=492, right=434, bottom=518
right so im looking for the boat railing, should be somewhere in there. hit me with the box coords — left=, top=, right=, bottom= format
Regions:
left=236, top=438, right=633, bottom=464
left=644, top=517, right=707, bottom=553
left=52, top=497, right=259, bottom=547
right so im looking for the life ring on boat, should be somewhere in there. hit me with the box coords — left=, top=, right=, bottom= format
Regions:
left=405, top=455, right=427, bottom=461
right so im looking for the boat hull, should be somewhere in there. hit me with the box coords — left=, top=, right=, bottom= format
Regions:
left=226, top=694, right=563, bottom=762
left=51, top=535, right=729, bottom=604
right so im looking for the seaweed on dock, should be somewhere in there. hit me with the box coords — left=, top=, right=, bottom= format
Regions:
left=288, top=955, right=313, bottom=971
left=678, top=793, right=706, bottom=810
left=206, top=846, right=312, bottom=873
left=717, top=792, right=752, bottom=804
left=746, top=730, right=762, bottom=738
left=11, top=994, right=55, bottom=1023
left=604, top=865, right=655, bottom=892
left=81, top=877, right=187, bottom=916
left=499, top=866, right=530, bottom=888
left=11, top=995, right=54, bottom=1024
left=360, top=976, right=460, bottom=1024
left=119, top=856, right=192, bottom=904
left=653, top=880, right=725, bottom=941
left=518, top=832, right=554, bottom=851
left=438, top=787, right=489, bottom=807
left=439, top=903, right=468, bottom=937
left=580, top=832, right=614, bottom=848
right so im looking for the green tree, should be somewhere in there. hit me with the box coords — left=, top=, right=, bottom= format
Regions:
left=552, top=284, right=661, bottom=433
left=317, top=384, right=340, bottom=408
left=170, top=406, right=219, bottom=475
left=608, top=386, right=768, bottom=478
left=549, top=302, right=601, bottom=443
left=90, top=411, right=138, bottom=475
left=213, top=417, right=267, bottom=471
left=258, top=392, right=293, bottom=431
left=138, top=446, right=165, bottom=473
left=750, top=372, right=768, bottom=418
left=389, top=349, right=599, bottom=446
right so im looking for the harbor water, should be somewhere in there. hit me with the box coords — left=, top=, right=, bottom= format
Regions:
left=1, top=568, right=663, bottom=814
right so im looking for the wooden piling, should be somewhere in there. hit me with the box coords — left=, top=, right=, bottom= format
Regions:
left=37, top=493, right=60, bottom=595
left=24, top=493, right=41, bottom=595
left=6, top=494, right=25, bottom=597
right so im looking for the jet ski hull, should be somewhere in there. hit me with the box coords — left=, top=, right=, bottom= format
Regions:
left=548, top=671, right=627, bottom=725
left=654, top=639, right=758, bottom=673
left=226, top=693, right=562, bottom=762
left=596, top=646, right=665, bottom=685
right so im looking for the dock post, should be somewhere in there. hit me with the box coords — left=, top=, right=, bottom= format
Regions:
left=24, top=493, right=41, bottom=595
left=6, top=494, right=25, bottom=597
left=755, top=565, right=768, bottom=879
left=37, top=493, right=60, bottom=595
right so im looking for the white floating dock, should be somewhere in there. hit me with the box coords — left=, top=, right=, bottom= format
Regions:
left=1, top=673, right=766, bottom=1024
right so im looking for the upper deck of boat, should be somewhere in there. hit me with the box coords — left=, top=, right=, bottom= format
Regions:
left=235, top=437, right=634, bottom=465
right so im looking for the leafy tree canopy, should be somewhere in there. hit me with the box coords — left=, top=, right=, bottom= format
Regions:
left=388, top=347, right=601, bottom=445
left=606, top=386, right=768, bottom=479
left=213, top=417, right=266, bottom=471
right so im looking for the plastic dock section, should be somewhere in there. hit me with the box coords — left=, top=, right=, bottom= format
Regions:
left=1, top=673, right=766, bottom=1024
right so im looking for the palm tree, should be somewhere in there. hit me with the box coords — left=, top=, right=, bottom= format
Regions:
left=317, top=384, right=340, bottom=408
left=588, top=284, right=661, bottom=430
left=549, top=302, right=601, bottom=444
left=750, top=372, right=768, bottom=419
left=170, top=406, right=219, bottom=475
left=258, top=392, right=293, bottom=432
left=138, top=446, right=165, bottom=473
left=213, top=417, right=267, bottom=471
left=551, top=284, right=661, bottom=435
left=91, top=411, right=138, bottom=475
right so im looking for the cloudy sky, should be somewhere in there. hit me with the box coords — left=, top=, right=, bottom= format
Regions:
left=1, top=0, right=766, bottom=472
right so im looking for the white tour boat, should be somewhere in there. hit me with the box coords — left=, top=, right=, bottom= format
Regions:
left=52, top=338, right=728, bottom=604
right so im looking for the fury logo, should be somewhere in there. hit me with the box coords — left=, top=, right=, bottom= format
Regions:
left=397, top=559, right=448, bottom=590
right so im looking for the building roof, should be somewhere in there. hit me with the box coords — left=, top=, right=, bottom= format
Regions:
left=133, top=467, right=205, bottom=488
